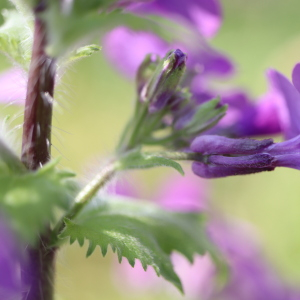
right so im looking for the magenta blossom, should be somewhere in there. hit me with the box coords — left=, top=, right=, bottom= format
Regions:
left=267, top=63, right=300, bottom=139
left=0, top=218, right=22, bottom=299
left=206, top=90, right=281, bottom=138
left=127, top=0, right=223, bottom=39
left=0, top=68, right=27, bottom=105
left=103, top=26, right=233, bottom=79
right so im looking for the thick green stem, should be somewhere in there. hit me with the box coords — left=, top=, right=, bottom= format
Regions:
left=21, top=10, right=56, bottom=300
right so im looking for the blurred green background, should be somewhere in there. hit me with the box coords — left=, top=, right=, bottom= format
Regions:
left=2, top=0, right=300, bottom=299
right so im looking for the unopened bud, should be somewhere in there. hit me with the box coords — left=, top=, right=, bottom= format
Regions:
left=140, top=49, right=187, bottom=112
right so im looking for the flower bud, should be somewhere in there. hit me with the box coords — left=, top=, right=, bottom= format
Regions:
left=140, top=49, right=187, bottom=112
left=136, top=54, right=159, bottom=95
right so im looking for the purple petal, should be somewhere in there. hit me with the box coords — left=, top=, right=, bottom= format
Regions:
left=208, top=221, right=294, bottom=300
left=208, top=153, right=275, bottom=168
left=292, top=63, right=300, bottom=94
left=0, top=68, right=27, bottom=105
left=274, top=154, right=300, bottom=170
left=267, top=69, right=300, bottom=139
left=206, top=91, right=281, bottom=137
left=266, top=134, right=300, bottom=155
left=103, top=27, right=168, bottom=78
left=129, top=0, right=222, bottom=38
left=192, top=161, right=274, bottom=178
left=191, top=135, right=273, bottom=155
left=103, top=26, right=234, bottom=79
left=155, top=170, right=208, bottom=212
left=0, top=219, right=22, bottom=298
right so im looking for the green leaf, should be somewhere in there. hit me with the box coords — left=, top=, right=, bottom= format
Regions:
left=118, top=149, right=184, bottom=175
left=67, top=44, right=101, bottom=63
left=0, top=159, right=76, bottom=244
left=59, top=196, right=213, bottom=292
left=0, top=139, right=26, bottom=174
left=0, top=9, right=33, bottom=70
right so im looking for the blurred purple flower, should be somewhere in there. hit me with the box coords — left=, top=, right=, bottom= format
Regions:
left=103, top=27, right=233, bottom=79
left=128, top=0, right=223, bottom=38
left=0, top=68, right=27, bottom=105
left=208, top=221, right=299, bottom=300
left=206, top=90, right=281, bottom=138
left=0, top=218, right=22, bottom=299
left=267, top=64, right=300, bottom=140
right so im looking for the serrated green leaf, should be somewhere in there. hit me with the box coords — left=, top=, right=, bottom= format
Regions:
left=59, top=196, right=213, bottom=292
left=0, top=160, right=77, bottom=244
left=118, top=149, right=184, bottom=175
left=0, top=9, right=33, bottom=70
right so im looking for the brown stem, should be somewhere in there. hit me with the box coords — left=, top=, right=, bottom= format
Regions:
left=21, top=17, right=55, bottom=170
left=21, top=12, right=57, bottom=300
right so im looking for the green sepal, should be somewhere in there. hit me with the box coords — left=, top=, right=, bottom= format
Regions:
left=183, top=98, right=227, bottom=135
left=118, top=149, right=184, bottom=175
left=59, top=196, right=214, bottom=293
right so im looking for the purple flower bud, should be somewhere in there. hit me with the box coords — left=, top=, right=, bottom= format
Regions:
left=192, top=161, right=275, bottom=179
left=191, top=135, right=273, bottom=155
left=191, top=134, right=300, bottom=178
left=128, top=0, right=223, bottom=38
left=140, top=49, right=187, bottom=112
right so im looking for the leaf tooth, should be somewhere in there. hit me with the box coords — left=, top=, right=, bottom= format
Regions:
left=86, top=241, right=96, bottom=257
left=78, top=236, right=84, bottom=247
left=101, top=244, right=108, bottom=257
left=127, top=257, right=135, bottom=268
left=152, top=265, right=160, bottom=277
left=141, top=260, right=148, bottom=271
left=117, top=248, right=122, bottom=263
left=110, top=244, right=116, bottom=253
left=69, top=236, right=76, bottom=245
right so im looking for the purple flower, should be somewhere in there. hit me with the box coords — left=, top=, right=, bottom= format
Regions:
left=0, top=218, right=22, bottom=299
left=191, top=135, right=300, bottom=178
left=205, top=90, right=281, bottom=138
left=0, top=68, right=27, bottom=105
left=208, top=221, right=299, bottom=300
left=128, top=0, right=223, bottom=38
left=103, top=27, right=233, bottom=79
left=267, top=64, right=300, bottom=139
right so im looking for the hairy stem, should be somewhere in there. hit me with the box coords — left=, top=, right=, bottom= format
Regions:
left=144, top=151, right=205, bottom=162
left=21, top=17, right=55, bottom=170
left=21, top=11, right=57, bottom=300
left=53, top=161, right=119, bottom=239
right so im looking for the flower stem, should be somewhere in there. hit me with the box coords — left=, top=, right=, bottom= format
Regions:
left=53, top=161, right=119, bottom=239
left=21, top=9, right=57, bottom=300
left=144, top=151, right=205, bottom=162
